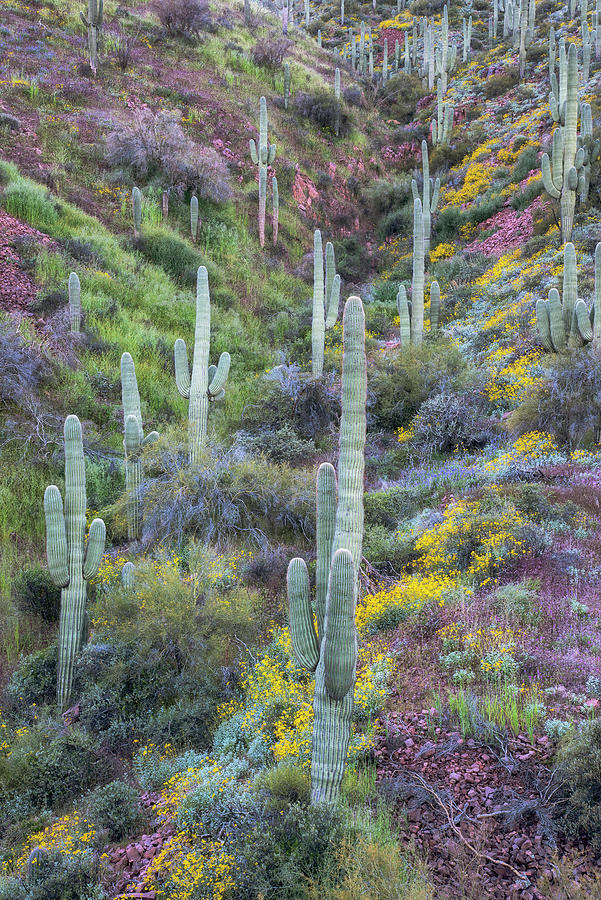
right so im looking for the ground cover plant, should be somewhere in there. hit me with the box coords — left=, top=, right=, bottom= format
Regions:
left=2, top=0, right=601, bottom=896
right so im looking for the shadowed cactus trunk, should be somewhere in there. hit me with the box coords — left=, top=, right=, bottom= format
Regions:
left=174, top=267, right=230, bottom=464
left=44, top=416, right=106, bottom=710
left=288, top=296, right=366, bottom=803
left=121, top=352, right=159, bottom=541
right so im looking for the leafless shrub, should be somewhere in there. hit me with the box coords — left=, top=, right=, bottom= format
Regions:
left=251, top=37, right=290, bottom=69
left=151, top=0, right=216, bottom=37
left=105, top=109, right=232, bottom=200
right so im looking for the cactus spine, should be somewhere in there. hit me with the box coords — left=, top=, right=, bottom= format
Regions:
left=541, top=44, right=583, bottom=243
left=536, top=242, right=601, bottom=351
left=312, top=230, right=341, bottom=377
left=288, top=296, right=366, bottom=803
left=174, top=267, right=231, bottom=464
left=412, top=140, right=440, bottom=255
left=45, top=416, right=106, bottom=710
left=190, top=195, right=199, bottom=241
left=121, top=352, right=159, bottom=541
left=68, top=272, right=81, bottom=333
left=80, top=0, right=103, bottom=74
left=132, top=186, right=141, bottom=240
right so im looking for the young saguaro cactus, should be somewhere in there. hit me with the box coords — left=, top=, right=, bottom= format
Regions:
left=536, top=242, right=601, bottom=351
left=250, top=97, right=277, bottom=248
left=175, top=266, right=231, bottom=464
left=272, top=176, right=279, bottom=245
left=121, top=352, right=159, bottom=541
left=80, top=0, right=103, bottom=74
left=284, top=61, right=291, bottom=109
left=312, top=230, right=341, bottom=377
left=288, top=295, right=367, bottom=803
left=132, top=186, right=142, bottom=240
left=190, top=195, right=199, bottom=241
left=68, top=272, right=81, bottom=333
left=45, top=415, right=106, bottom=710
left=541, top=44, right=583, bottom=243
left=412, top=140, right=440, bottom=255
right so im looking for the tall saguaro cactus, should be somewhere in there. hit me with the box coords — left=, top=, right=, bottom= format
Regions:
left=432, top=78, right=454, bottom=145
left=174, top=267, right=231, bottom=464
left=80, top=0, right=103, bottom=74
left=536, top=242, right=601, bottom=351
left=312, top=230, right=341, bottom=377
left=121, top=352, right=159, bottom=541
left=541, top=44, right=583, bottom=243
left=249, top=97, right=277, bottom=248
left=68, top=272, right=81, bottom=333
left=45, top=416, right=106, bottom=710
left=132, top=186, right=141, bottom=240
left=411, top=198, right=425, bottom=346
left=288, top=295, right=367, bottom=803
left=412, top=140, right=440, bottom=255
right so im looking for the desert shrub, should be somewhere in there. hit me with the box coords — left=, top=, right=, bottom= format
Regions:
left=333, top=236, right=370, bottom=281
left=232, top=802, right=345, bottom=900
left=342, top=85, right=363, bottom=107
left=511, top=144, right=539, bottom=182
left=85, top=780, right=144, bottom=841
left=0, top=876, right=26, bottom=900
left=512, top=351, right=601, bottom=448
left=379, top=200, right=413, bottom=239
left=135, top=225, right=208, bottom=284
left=11, top=566, right=61, bottom=623
left=485, top=67, right=519, bottom=98
left=85, top=458, right=124, bottom=510
left=434, top=206, right=464, bottom=241
left=254, top=764, right=311, bottom=808
left=363, top=524, right=416, bottom=574
left=2, top=178, right=58, bottom=230
left=251, top=37, right=290, bottom=68
left=293, top=90, right=351, bottom=136
left=362, top=177, right=412, bottom=216
left=557, top=719, right=601, bottom=850
left=494, top=579, right=542, bottom=626
left=151, top=0, right=215, bottom=36
left=511, top=177, right=545, bottom=212
left=237, top=423, right=316, bottom=464
left=105, top=110, right=231, bottom=199
left=465, top=194, right=504, bottom=226
left=364, top=300, right=397, bottom=339
left=0, top=322, right=44, bottom=406
left=177, top=763, right=258, bottom=834
left=369, top=341, right=469, bottom=431
left=379, top=72, right=426, bottom=124
left=138, top=443, right=314, bottom=549
left=10, top=849, right=100, bottom=900
left=365, top=483, right=438, bottom=530
left=409, top=391, right=495, bottom=455
left=3, top=643, right=58, bottom=712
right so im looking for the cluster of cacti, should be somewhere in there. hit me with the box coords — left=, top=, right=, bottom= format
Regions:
left=175, top=266, right=230, bottom=464
left=45, top=415, right=106, bottom=710
left=191, top=195, right=199, bottom=241
left=288, top=295, right=367, bottom=803
left=536, top=242, right=601, bottom=351
left=312, top=230, right=341, bottom=377
left=435, top=5, right=457, bottom=93
left=132, top=186, right=141, bottom=240
left=503, top=0, right=534, bottom=48
left=463, top=15, right=472, bottom=62
left=578, top=102, right=600, bottom=202
left=121, top=352, right=159, bottom=541
left=249, top=96, right=277, bottom=248
left=432, top=77, right=454, bottom=145
left=541, top=43, right=583, bottom=242
left=68, top=272, right=81, bottom=333
left=397, top=278, right=441, bottom=347
left=80, top=0, right=103, bottom=75
left=412, top=140, right=440, bottom=255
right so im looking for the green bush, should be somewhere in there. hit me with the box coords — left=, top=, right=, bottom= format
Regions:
left=380, top=72, right=426, bottom=125
left=3, top=644, right=58, bottom=712
left=136, top=225, right=218, bottom=286
left=85, top=780, right=144, bottom=841
left=511, top=144, right=540, bottom=182
left=333, top=236, right=370, bottom=281
left=485, top=67, right=519, bottom=99
left=2, top=179, right=59, bottom=230
left=254, top=764, right=311, bottom=808
left=378, top=201, right=413, bottom=240
left=11, top=567, right=61, bottom=623
left=0, top=876, right=26, bottom=900
left=237, top=424, right=317, bottom=464
left=558, top=719, right=601, bottom=850
left=493, top=579, right=542, bottom=626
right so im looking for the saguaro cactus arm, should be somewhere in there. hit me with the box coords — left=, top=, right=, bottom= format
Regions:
left=44, top=486, right=69, bottom=588
left=174, top=339, right=191, bottom=398
left=315, top=461, right=337, bottom=636
left=288, top=557, right=320, bottom=671
left=83, top=518, right=106, bottom=579
left=323, top=548, right=356, bottom=700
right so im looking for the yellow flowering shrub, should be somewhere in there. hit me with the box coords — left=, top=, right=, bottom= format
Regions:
left=485, top=348, right=542, bottom=408
left=442, top=162, right=496, bottom=208
left=429, top=242, right=456, bottom=261
left=356, top=574, right=455, bottom=634
left=483, top=431, right=558, bottom=472
left=2, top=813, right=97, bottom=877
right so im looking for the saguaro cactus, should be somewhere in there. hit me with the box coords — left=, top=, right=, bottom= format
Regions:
left=412, top=140, right=440, bottom=254
left=432, top=78, right=454, bottom=146
left=536, top=242, right=601, bottom=351
left=45, top=416, right=106, bottom=710
left=272, top=176, right=279, bottom=245
left=121, top=561, right=136, bottom=589
left=288, top=295, right=367, bottom=803
left=411, top=198, right=425, bottom=346
left=463, top=15, right=472, bottom=62
left=132, top=186, right=141, bottom=240
left=121, top=352, right=159, bottom=541
left=312, top=230, right=341, bottom=377
left=174, top=267, right=230, bottom=464
left=190, top=195, right=199, bottom=241
left=334, top=67, right=341, bottom=137
left=68, top=272, right=81, bottom=333
left=80, top=0, right=103, bottom=74
left=578, top=102, right=600, bottom=202
left=250, top=97, right=276, bottom=248
left=430, top=280, right=441, bottom=334
left=284, top=61, right=291, bottom=109
left=541, top=44, right=583, bottom=242
left=435, top=5, right=457, bottom=93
